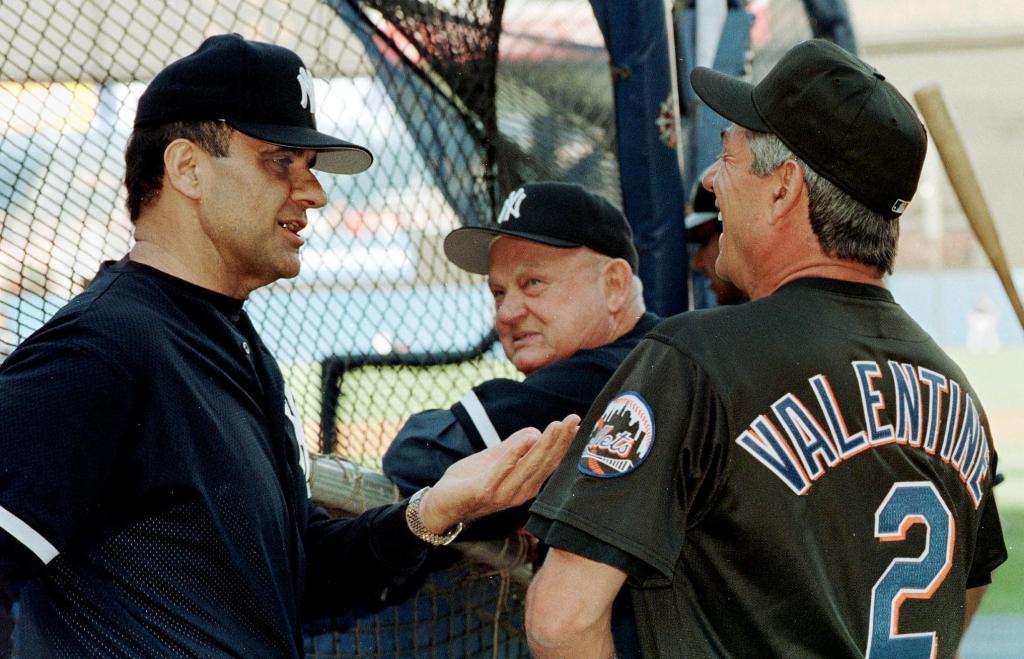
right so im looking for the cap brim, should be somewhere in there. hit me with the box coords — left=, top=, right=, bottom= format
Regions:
left=690, top=67, right=770, bottom=133
left=444, top=227, right=579, bottom=274
left=229, top=121, right=374, bottom=174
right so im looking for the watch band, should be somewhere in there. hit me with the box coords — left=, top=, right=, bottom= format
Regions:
left=405, top=486, right=464, bottom=546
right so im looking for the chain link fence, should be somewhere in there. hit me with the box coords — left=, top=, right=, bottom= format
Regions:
left=1, top=0, right=816, bottom=655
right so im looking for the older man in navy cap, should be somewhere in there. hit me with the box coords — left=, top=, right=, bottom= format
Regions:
left=525, top=39, right=1006, bottom=658
left=384, top=182, right=658, bottom=526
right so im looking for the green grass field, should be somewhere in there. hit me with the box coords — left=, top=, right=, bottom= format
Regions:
left=981, top=506, right=1022, bottom=612
left=281, top=355, right=520, bottom=469
left=947, top=348, right=1023, bottom=614
left=973, top=423, right=1023, bottom=615
left=282, top=354, right=519, bottom=426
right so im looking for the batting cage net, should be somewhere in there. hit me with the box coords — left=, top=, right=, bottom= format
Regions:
left=1, top=0, right=812, bottom=655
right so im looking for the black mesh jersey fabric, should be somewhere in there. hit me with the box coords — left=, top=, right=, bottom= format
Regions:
left=0, top=258, right=424, bottom=657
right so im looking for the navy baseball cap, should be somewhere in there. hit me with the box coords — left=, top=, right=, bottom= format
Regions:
left=134, top=33, right=372, bottom=175
left=444, top=182, right=639, bottom=274
left=690, top=39, right=926, bottom=219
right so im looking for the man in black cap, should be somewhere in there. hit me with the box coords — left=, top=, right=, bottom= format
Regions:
left=524, top=39, right=1007, bottom=657
left=384, top=182, right=658, bottom=529
left=0, top=34, right=578, bottom=657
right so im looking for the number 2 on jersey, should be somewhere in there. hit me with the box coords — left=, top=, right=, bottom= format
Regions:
left=866, top=482, right=954, bottom=658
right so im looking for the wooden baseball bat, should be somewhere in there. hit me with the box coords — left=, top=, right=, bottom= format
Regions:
left=913, top=85, right=1024, bottom=333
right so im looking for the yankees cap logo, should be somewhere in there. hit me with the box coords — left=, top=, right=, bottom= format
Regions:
left=296, top=66, right=316, bottom=114
left=497, top=188, right=527, bottom=224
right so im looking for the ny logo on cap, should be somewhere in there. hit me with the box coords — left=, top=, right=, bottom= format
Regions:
left=296, top=67, right=316, bottom=114
left=498, top=188, right=527, bottom=224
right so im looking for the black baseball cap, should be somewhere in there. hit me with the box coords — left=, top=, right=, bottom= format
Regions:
left=134, top=33, right=372, bottom=175
left=690, top=39, right=926, bottom=218
left=444, top=182, right=639, bottom=274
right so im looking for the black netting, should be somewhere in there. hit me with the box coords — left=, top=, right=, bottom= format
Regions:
left=495, top=3, right=619, bottom=203
left=1, top=0, right=816, bottom=655
left=304, top=550, right=530, bottom=658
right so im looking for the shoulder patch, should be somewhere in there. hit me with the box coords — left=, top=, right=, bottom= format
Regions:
left=577, top=391, right=655, bottom=477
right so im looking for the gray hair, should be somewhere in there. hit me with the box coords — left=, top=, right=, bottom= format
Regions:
left=746, top=130, right=898, bottom=274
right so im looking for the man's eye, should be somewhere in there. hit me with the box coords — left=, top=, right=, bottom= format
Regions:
left=274, top=156, right=294, bottom=168
left=525, top=278, right=542, bottom=287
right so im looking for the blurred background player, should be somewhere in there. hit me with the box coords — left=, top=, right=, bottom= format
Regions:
left=685, top=175, right=747, bottom=307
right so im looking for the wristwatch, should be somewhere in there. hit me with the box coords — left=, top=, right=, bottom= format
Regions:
left=405, top=486, right=464, bottom=546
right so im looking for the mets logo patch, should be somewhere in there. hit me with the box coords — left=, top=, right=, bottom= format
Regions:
left=577, top=391, right=655, bottom=478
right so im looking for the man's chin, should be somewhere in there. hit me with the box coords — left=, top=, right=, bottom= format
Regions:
left=276, top=258, right=302, bottom=281
left=512, top=352, right=545, bottom=376
left=248, top=261, right=300, bottom=292
left=515, top=344, right=566, bottom=374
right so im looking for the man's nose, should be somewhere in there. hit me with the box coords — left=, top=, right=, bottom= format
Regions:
left=702, top=161, right=719, bottom=194
left=293, top=169, right=327, bottom=209
left=496, top=290, right=526, bottom=324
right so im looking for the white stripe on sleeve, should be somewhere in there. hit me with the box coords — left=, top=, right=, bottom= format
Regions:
left=459, top=390, right=503, bottom=449
left=0, top=504, right=59, bottom=564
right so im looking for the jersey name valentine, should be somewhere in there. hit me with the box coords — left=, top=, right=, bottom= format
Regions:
left=736, top=357, right=991, bottom=505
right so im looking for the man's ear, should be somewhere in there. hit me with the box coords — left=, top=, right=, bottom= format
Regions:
left=602, top=258, right=633, bottom=313
left=163, top=139, right=202, bottom=200
left=769, top=159, right=805, bottom=223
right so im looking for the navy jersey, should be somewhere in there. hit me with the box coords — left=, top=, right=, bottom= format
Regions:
left=0, top=259, right=427, bottom=657
left=529, top=278, right=1007, bottom=658
left=382, top=312, right=661, bottom=495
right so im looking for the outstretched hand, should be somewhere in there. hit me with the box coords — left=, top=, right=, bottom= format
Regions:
left=417, top=414, right=580, bottom=534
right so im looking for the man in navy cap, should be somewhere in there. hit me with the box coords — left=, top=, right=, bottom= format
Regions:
left=0, top=34, right=578, bottom=657
left=525, top=39, right=1006, bottom=657
left=383, top=182, right=658, bottom=527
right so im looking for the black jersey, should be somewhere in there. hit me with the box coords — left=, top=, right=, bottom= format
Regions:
left=0, top=258, right=427, bottom=657
left=529, top=278, right=1007, bottom=658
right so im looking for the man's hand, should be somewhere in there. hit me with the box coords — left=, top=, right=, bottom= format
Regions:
left=417, top=414, right=580, bottom=534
